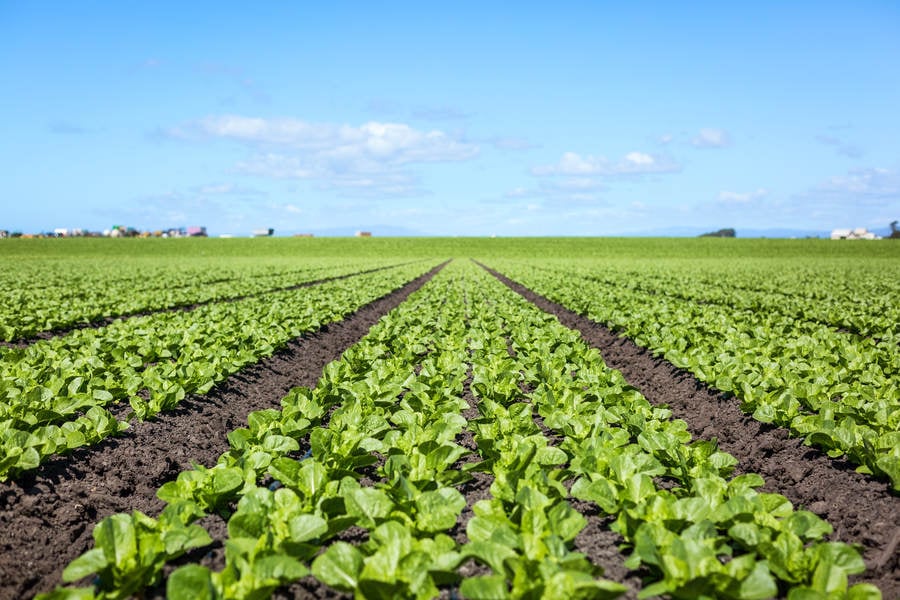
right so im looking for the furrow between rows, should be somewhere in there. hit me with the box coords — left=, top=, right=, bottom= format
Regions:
left=482, top=262, right=900, bottom=597
left=0, top=262, right=445, bottom=600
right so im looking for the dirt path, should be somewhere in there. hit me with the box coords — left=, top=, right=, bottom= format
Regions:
left=0, top=262, right=445, bottom=600
left=482, top=263, right=900, bottom=598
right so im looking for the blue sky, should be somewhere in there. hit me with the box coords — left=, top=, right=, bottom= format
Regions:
left=3, top=2, right=899, bottom=236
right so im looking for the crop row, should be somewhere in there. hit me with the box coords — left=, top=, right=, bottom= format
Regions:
left=517, top=259, right=899, bottom=343
left=638, top=266, right=898, bottom=341
left=0, top=261, right=437, bottom=480
left=0, top=258, right=406, bottom=341
left=469, top=263, right=875, bottom=598
left=487, top=260, right=900, bottom=492
left=510, top=260, right=900, bottom=379
left=41, top=261, right=876, bottom=599
left=41, top=260, right=477, bottom=599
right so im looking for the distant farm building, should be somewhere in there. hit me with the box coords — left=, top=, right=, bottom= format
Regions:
left=294, top=233, right=314, bottom=238
left=830, top=228, right=880, bottom=240
left=106, top=225, right=140, bottom=238
left=252, top=228, right=275, bottom=237
left=53, top=228, right=86, bottom=237
left=355, top=231, right=372, bottom=238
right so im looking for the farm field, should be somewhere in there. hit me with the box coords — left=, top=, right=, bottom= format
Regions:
left=0, top=237, right=897, bottom=599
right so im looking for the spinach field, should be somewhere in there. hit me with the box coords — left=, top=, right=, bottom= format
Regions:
left=1, top=237, right=897, bottom=599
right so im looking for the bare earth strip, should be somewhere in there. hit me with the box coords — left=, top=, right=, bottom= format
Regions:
left=0, top=262, right=415, bottom=350
left=0, top=262, right=445, bottom=600
left=483, top=263, right=900, bottom=598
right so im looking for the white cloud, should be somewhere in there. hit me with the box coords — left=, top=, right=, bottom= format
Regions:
left=815, top=167, right=899, bottom=200
left=236, top=154, right=319, bottom=179
left=168, top=116, right=477, bottom=163
left=532, top=152, right=597, bottom=175
left=166, top=115, right=479, bottom=197
left=717, top=188, right=769, bottom=204
left=499, top=176, right=608, bottom=205
left=508, top=149, right=678, bottom=209
left=771, top=166, right=900, bottom=229
left=692, top=128, right=731, bottom=148
left=504, top=186, right=532, bottom=198
left=531, top=150, right=680, bottom=176
left=625, top=151, right=654, bottom=165
left=536, top=178, right=608, bottom=206
left=234, top=153, right=424, bottom=197
left=168, top=115, right=326, bottom=146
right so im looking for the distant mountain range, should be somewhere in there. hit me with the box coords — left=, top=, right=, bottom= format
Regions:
left=286, top=224, right=435, bottom=237
left=621, top=226, right=895, bottom=238
left=273, top=225, right=895, bottom=239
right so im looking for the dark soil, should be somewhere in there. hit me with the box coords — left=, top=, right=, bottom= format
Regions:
left=483, top=263, right=900, bottom=598
left=7, top=258, right=892, bottom=599
left=0, top=262, right=445, bottom=600
left=449, top=372, right=495, bottom=548
left=571, top=500, right=645, bottom=599
left=450, top=352, right=644, bottom=597
left=0, top=262, right=415, bottom=350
